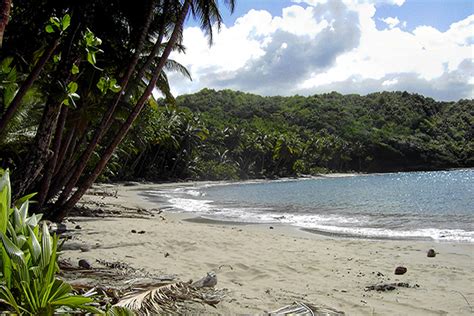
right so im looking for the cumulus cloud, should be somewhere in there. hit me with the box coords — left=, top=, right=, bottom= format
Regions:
left=379, top=16, right=406, bottom=29
left=168, top=1, right=474, bottom=101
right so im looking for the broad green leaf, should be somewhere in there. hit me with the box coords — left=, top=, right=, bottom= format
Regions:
left=67, top=82, right=78, bottom=94
left=71, top=64, right=79, bottom=75
left=19, top=200, right=29, bottom=224
left=61, top=14, right=71, bottom=31
left=1, top=247, right=12, bottom=288
left=87, top=51, right=96, bottom=65
left=15, top=192, right=37, bottom=208
left=45, top=25, right=54, bottom=33
left=51, top=295, right=93, bottom=306
left=53, top=53, right=61, bottom=63
left=50, top=17, right=60, bottom=27
left=110, top=83, right=121, bottom=93
left=0, top=171, right=11, bottom=234
left=40, top=223, right=52, bottom=268
left=0, top=232, right=25, bottom=266
left=25, top=213, right=42, bottom=228
left=27, top=226, right=41, bottom=262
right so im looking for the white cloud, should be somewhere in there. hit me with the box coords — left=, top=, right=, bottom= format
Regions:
left=382, top=78, right=398, bottom=86
left=380, top=16, right=403, bottom=29
left=168, top=2, right=473, bottom=101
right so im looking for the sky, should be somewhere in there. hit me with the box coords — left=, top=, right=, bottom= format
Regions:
left=168, top=0, right=474, bottom=101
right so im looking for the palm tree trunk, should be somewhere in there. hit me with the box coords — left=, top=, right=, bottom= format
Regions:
left=123, top=0, right=170, bottom=102
left=51, top=0, right=192, bottom=221
left=55, top=0, right=157, bottom=205
left=0, top=38, right=60, bottom=135
left=53, top=124, right=75, bottom=175
left=36, top=106, right=68, bottom=208
left=0, top=0, right=11, bottom=48
left=12, top=99, right=63, bottom=199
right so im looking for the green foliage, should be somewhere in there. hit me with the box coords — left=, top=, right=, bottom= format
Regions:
left=97, top=76, right=121, bottom=95
left=0, top=57, right=18, bottom=108
left=45, top=14, right=71, bottom=34
left=0, top=170, right=99, bottom=315
left=82, top=28, right=103, bottom=68
left=112, top=89, right=472, bottom=181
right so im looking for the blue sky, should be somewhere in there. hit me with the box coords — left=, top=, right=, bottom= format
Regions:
left=173, top=0, right=474, bottom=100
left=215, top=0, right=474, bottom=31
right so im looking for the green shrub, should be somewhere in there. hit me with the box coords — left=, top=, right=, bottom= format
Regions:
left=0, top=170, right=99, bottom=315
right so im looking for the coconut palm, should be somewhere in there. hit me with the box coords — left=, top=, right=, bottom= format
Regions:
left=51, top=0, right=235, bottom=220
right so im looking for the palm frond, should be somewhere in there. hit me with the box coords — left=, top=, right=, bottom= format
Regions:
left=164, top=59, right=192, bottom=81
left=115, top=282, right=224, bottom=315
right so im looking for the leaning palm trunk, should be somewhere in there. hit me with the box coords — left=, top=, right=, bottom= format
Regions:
left=0, top=37, right=60, bottom=135
left=52, top=0, right=192, bottom=221
left=55, top=0, right=157, bottom=207
left=36, top=106, right=68, bottom=208
left=0, top=0, right=11, bottom=48
left=13, top=99, right=63, bottom=199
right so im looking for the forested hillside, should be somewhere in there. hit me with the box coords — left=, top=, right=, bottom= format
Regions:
left=112, top=89, right=473, bottom=181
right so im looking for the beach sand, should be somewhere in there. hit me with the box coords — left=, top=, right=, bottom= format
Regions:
left=62, top=182, right=474, bottom=315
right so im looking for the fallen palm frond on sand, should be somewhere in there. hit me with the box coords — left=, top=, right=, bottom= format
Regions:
left=268, top=301, right=345, bottom=316
left=115, top=281, right=226, bottom=315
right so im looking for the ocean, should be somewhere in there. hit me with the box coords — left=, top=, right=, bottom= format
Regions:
left=141, top=169, right=474, bottom=242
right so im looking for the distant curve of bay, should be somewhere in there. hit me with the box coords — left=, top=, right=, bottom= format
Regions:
left=142, top=169, right=474, bottom=242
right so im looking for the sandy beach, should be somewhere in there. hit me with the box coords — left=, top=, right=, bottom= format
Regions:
left=62, top=182, right=474, bottom=315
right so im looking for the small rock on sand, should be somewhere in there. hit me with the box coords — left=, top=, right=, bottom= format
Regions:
left=394, top=266, right=407, bottom=275
left=427, top=249, right=436, bottom=257
left=78, top=259, right=92, bottom=269
left=192, top=271, right=217, bottom=288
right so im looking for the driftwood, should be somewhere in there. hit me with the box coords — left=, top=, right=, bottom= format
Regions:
left=268, top=301, right=345, bottom=316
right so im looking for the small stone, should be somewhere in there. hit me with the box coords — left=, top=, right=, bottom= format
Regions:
left=427, top=249, right=436, bottom=258
left=192, top=271, right=217, bottom=288
left=131, top=230, right=137, bottom=233
left=137, top=230, right=146, bottom=234
left=164, top=252, right=170, bottom=258
left=269, top=226, right=274, bottom=229
left=75, top=225, right=82, bottom=230
left=394, top=266, right=407, bottom=275
left=78, top=259, right=92, bottom=270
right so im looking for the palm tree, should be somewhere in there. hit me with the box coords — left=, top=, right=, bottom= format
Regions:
left=51, top=0, right=236, bottom=220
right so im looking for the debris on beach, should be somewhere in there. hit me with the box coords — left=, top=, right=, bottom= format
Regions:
left=115, top=281, right=226, bottom=314
left=365, top=282, right=420, bottom=292
left=268, top=301, right=345, bottom=315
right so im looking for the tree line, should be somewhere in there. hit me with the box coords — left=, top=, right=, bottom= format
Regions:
left=105, top=88, right=473, bottom=182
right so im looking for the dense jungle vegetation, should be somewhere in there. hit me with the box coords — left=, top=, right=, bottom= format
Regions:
left=109, top=88, right=473, bottom=181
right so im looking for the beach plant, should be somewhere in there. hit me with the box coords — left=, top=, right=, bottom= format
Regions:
left=0, top=170, right=99, bottom=315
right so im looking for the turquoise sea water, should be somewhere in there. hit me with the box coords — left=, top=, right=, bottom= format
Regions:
left=142, top=169, right=474, bottom=242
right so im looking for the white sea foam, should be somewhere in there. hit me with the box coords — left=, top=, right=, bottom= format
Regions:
left=141, top=172, right=474, bottom=243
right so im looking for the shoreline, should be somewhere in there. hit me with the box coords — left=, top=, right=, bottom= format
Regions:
left=134, top=173, right=473, bottom=243
left=61, top=181, right=474, bottom=315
